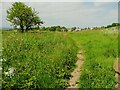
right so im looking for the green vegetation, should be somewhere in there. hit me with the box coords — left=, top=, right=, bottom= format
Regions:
left=68, top=30, right=118, bottom=88
left=2, top=1, right=118, bottom=89
left=7, top=2, right=43, bottom=32
left=2, top=28, right=118, bottom=89
left=2, top=31, right=78, bottom=89
left=106, top=23, right=120, bottom=28
left=40, top=26, right=68, bottom=32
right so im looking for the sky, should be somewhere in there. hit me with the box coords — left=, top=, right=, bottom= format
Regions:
left=0, top=0, right=119, bottom=28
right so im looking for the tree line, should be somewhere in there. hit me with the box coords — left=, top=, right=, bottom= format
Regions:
left=41, top=26, right=68, bottom=32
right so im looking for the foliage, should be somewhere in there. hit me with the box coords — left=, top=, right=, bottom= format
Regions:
left=2, top=31, right=78, bottom=89
left=2, top=28, right=118, bottom=89
left=68, top=29, right=118, bottom=88
left=106, top=23, right=120, bottom=28
left=7, top=2, right=43, bottom=32
left=40, top=26, right=68, bottom=32
left=71, top=27, right=76, bottom=31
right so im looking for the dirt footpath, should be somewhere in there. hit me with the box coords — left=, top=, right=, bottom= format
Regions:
left=68, top=50, right=84, bottom=89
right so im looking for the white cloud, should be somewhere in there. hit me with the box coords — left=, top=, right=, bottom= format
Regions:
left=1, top=2, right=118, bottom=28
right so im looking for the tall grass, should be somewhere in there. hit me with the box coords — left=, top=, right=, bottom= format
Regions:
left=2, top=31, right=78, bottom=89
left=68, top=30, right=118, bottom=88
left=2, top=29, right=118, bottom=88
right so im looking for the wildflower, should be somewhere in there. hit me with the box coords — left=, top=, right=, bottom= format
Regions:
left=8, top=67, right=15, bottom=74
left=0, top=58, right=6, bottom=62
left=4, top=67, right=15, bottom=78
left=4, top=72, right=9, bottom=76
left=0, top=59, right=3, bottom=62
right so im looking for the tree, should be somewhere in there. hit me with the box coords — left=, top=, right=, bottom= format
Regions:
left=7, top=2, right=43, bottom=32
left=71, top=27, right=76, bottom=31
left=62, top=27, right=68, bottom=32
left=41, top=27, right=46, bottom=31
left=56, top=26, right=61, bottom=31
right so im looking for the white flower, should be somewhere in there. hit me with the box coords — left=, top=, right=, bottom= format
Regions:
left=0, top=58, right=6, bottom=62
left=0, top=59, right=3, bottom=62
left=4, top=67, right=15, bottom=78
left=8, top=67, right=15, bottom=74
left=4, top=72, right=9, bottom=76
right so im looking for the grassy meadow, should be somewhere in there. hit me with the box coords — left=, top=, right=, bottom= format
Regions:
left=68, top=29, right=118, bottom=88
left=2, top=31, right=78, bottom=89
left=1, top=28, right=118, bottom=89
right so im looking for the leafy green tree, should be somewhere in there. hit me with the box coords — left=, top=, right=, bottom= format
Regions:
left=71, top=27, right=76, bottom=31
left=56, top=27, right=61, bottom=31
left=62, top=27, right=68, bottom=32
left=7, top=2, right=43, bottom=32
left=41, top=27, right=46, bottom=31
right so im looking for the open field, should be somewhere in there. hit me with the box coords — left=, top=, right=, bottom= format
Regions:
left=1, top=29, right=118, bottom=89
left=2, top=31, right=78, bottom=88
left=68, top=30, right=118, bottom=88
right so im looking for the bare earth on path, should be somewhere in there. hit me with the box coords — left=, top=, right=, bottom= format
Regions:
left=67, top=50, right=84, bottom=89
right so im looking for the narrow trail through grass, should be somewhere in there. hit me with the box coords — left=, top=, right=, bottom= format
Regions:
left=68, top=30, right=118, bottom=88
left=2, top=30, right=118, bottom=88
left=68, top=50, right=84, bottom=88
